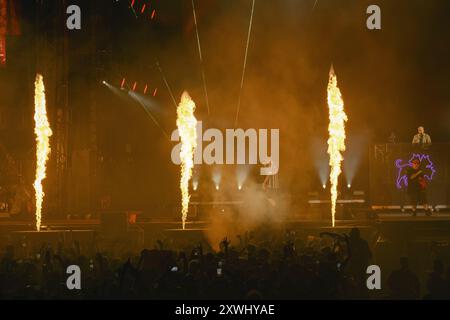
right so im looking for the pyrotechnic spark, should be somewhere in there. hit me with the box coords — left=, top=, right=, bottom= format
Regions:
left=327, top=65, right=347, bottom=227
left=176, top=92, right=197, bottom=229
left=33, top=74, right=53, bottom=231
left=191, top=0, right=210, bottom=115
left=235, top=0, right=255, bottom=127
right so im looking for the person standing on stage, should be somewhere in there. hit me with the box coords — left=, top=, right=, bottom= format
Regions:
left=406, top=159, right=432, bottom=216
left=412, top=126, right=431, bottom=147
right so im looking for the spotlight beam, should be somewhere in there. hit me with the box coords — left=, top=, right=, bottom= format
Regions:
left=102, top=81, right=135, bottom=104
left=191, top=0, right=210, bottom=115
left=155, top=60, right=178, bottom=109
left=104, top=81, right=169, bottom=140
left=234, top=0, right=255, bottom=127
left=129, top=91, right=170, bottom=140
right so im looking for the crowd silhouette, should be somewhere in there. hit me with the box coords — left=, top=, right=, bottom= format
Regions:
left=0, top=228, right=450, bottom=299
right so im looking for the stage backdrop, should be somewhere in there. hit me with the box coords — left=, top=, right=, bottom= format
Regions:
left=369, top=143, right=450, bottom=206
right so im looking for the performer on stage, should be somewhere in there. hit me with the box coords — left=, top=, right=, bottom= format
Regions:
left=406, top=159, right=432, bottom=216
left=412, top=126, right=431, bottom=147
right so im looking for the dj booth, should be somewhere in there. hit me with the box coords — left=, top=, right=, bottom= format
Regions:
left=369, top=143, right=450, bottom=206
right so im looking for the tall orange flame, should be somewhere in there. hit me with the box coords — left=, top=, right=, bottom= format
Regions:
left=327, top=66, right=347, bottom=227
left=34, top=74, right=52, bottom=231
left=176, top=91, right=197, bottom=229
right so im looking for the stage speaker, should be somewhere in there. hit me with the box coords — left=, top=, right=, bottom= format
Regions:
left=100, top=211, right=129, bottom=236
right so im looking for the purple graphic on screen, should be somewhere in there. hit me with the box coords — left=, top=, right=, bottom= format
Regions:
left=395, top=153, right=436, bottom=189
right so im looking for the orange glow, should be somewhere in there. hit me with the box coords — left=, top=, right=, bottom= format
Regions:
left=151, top=9, right=156, bottom=20
left=327, top=66, right=347, bottom=227
left=153, top=87, right=158, bottom=96
left=33, top=74, right=53, bottom=231
left=176, top=92, right=197, bottom=229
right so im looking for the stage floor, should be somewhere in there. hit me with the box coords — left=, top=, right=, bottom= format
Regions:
left=2, top=213, right=450, bottom=255
left=376, top=212, right=450, bottom=221
left=1, top=212, right=450, bottom=233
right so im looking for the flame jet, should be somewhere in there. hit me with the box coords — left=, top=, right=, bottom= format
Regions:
left=327, top=65, right=347, bottom=227
left=33, top=74, right=53, bottom=231
left=176, top=92, right=197, bottom=229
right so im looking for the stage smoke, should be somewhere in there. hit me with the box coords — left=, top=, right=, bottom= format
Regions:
left=236, top=164, right=251, bottom=190
left=212, top=167, right=222, bottom=190
left=311, top=136, right=330, bottom=188
left=343, top=135, right=366, bottom=187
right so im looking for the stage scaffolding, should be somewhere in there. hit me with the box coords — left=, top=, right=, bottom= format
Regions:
left=34, top=0, right=112, bottom=216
